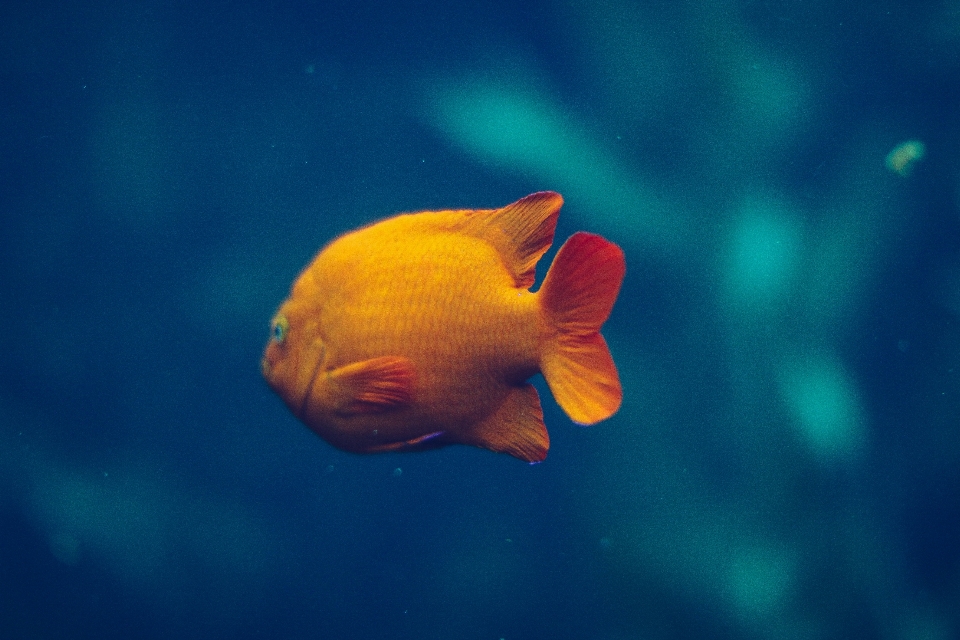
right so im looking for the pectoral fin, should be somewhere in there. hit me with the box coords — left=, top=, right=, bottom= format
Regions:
left=330, top=356, right=415, bottom=415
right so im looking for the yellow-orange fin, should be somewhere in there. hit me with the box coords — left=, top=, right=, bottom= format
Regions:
left=463, top=384, right=549, bottom=463
left=539, top=232, right=625, bottom=424
left=331, top=356, right=415, bottom=415
left=462, top=192, right=562, bottom=288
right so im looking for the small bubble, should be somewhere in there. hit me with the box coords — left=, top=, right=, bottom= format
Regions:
left=325, top=465, right=335, bottom=474
left=392, top=467, right=402, bottom=477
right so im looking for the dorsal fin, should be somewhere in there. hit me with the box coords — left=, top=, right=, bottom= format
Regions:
left=461, top=192, right=562, bottom=288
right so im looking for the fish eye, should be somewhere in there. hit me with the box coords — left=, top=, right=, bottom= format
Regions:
left=271, top=314, right=289, bottom=344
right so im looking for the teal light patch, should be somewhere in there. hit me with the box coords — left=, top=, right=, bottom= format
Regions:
left=724, top=199, right=801, bottom=311
left=428, top=80, right=565, bottom=170
left=423, top=72, right=689, bottom=254
left=732, top=57, right=809, bottom=145
left=780, top=356, right=866, bottom=461
left=728, top=545, right=795, bottom=620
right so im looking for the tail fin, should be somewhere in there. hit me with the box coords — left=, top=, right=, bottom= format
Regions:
left=539, top=232, right=625, bottom=424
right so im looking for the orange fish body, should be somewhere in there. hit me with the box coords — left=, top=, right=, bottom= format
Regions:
left=261, top=192, right=624, bottom=463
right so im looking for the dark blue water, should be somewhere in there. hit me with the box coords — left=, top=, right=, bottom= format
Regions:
left=3, top=1, right=959, bottom=638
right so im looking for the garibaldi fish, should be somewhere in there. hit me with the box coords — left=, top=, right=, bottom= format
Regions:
left=262, top=192, right=624, bottom=463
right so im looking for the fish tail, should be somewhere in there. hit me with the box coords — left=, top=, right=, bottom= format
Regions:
left=539, top=232, right=625, bottom=424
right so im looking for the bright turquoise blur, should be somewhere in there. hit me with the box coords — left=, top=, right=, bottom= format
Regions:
left=2, top=1, right=958, bottom=638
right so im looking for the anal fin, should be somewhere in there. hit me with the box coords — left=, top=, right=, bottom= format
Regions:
left=465, top=384, right=549, bottom=463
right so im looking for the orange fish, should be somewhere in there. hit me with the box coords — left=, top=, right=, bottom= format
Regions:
left=261, top=192, right=624, bottom=463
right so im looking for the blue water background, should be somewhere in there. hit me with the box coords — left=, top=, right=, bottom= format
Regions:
left=2, top=1, right=959, bottom=638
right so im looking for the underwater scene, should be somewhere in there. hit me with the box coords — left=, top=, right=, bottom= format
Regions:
left=2, top=1, right=959, bottom=638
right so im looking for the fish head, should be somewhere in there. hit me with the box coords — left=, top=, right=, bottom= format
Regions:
left=261, top=299, right=327, bottom=420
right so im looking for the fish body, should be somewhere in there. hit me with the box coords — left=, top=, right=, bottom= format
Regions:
left=261, top=192, right=624, bottom=463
